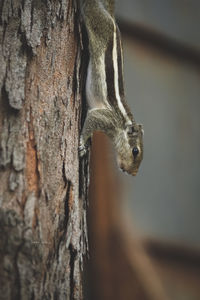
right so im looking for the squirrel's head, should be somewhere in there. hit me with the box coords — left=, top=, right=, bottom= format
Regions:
left=114, top=123, right=143, bottom=176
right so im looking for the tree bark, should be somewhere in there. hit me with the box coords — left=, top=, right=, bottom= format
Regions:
left=0, top=1, right=89, bottom=299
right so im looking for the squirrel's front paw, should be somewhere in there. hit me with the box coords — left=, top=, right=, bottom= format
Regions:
left=79, top=138, right=87, bottom=157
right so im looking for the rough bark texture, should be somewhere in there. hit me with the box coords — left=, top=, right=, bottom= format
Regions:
left=0, top=1, right=89, bottom=299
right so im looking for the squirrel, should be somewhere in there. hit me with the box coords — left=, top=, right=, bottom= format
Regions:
left=79, top=0, right=143, bottom=176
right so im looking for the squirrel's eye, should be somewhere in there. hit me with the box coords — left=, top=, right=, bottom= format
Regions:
left=132, top=147, right=139, bottom=157
left=127, top=126, right=134, bottom=134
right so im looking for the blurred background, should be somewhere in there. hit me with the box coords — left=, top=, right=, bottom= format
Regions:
left=85, top=1, right=200, bottom=299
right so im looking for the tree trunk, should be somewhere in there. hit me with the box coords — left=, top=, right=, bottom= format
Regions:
left=0, top=1, right=89, bottom=299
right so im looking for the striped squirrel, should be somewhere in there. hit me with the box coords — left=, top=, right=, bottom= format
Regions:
left=79, top=0, right=143, bottom=176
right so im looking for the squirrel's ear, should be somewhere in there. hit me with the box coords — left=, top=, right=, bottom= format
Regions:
left=138, top=124, right=144, bottom=136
